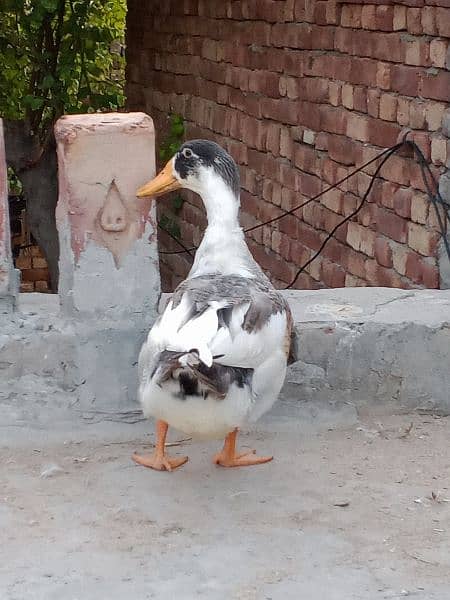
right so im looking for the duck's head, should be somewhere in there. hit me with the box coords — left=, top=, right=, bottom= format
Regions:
left=136, top=139, right=240, bottom=202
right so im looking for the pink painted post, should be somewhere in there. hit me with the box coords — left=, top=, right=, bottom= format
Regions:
left=55, top=112, right=160, bottom=318
left=0, top=119, right=18, bottom=312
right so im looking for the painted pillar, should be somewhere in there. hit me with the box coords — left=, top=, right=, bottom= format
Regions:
left=0, top=119, right=19, bottom=313
left=54, top=112, right=160, bottom=411
left=55, top=112, right=160, bottom=317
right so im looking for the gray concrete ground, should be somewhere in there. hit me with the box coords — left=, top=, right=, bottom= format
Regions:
left=2, top=397, right=450, bottom=600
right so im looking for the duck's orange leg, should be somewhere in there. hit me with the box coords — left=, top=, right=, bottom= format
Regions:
left=132, top=420, right=188, bottom=472
left=213, top=428, right=273, bottom=468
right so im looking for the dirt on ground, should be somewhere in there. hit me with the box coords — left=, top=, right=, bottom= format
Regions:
left=1, top=399, right=450, bottom=599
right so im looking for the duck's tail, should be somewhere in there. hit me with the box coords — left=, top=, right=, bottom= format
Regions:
left=153, top=350, right=252, bottom=400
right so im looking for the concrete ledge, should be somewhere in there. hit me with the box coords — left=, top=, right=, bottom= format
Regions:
left=283, top=287, right=450, bottom=414
left=0, top=293, right=154, bottom=424
left=1, top=288, right=450, bottom=424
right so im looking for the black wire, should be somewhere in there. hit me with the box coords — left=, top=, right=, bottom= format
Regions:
left=160, top=144, right=396, bottom=256
left=408, top=141, right=450, bottom=263
left=158, top=139, right=450, bottom=288
left=157, top=222, right=194, bottom=258
left=285, top=143, right=402, bottom=289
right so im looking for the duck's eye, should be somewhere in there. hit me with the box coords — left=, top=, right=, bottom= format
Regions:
left=182, top=148, right=193, bottom=159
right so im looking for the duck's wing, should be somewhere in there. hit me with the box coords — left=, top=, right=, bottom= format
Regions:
left=145, top=274, right=291, bottom=371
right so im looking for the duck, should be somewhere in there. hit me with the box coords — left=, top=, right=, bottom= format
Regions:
left=133, top=139, right=292, bottom=471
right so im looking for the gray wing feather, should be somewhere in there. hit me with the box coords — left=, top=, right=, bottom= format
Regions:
left=172, top=274, right=289, bottom=334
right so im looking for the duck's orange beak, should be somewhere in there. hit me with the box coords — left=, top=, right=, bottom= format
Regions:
left=136, top=160, right=181, bottom=198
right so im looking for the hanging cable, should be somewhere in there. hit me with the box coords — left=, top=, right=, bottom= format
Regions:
left=157, top=139, right=450, bottom=288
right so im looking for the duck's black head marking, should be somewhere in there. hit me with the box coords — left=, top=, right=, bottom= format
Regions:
left=174, top=139, right=240, bottom=197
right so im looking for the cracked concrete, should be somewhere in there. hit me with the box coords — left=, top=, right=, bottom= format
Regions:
left=1, top=288, right=450, bottom=426
left=284, top=287, right=450, bottom=415
left=1, top=288, right=450, bottom=599
left=2, top=403, right=450, bottom=599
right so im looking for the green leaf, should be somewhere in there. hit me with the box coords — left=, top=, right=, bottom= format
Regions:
left=41, top=74, right=55, bottom=89
left=41, top=0, right=58, bottom=12
left=0, top=0, right=126, bottom=131
left=23, top=95, right=44, bottom=109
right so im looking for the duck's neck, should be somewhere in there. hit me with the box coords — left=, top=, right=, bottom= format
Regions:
left=188, top=178, right=255, bottom=278
left=203, top=180, right=240, bottom=230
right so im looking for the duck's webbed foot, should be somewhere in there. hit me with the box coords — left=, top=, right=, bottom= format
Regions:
left=213, top=429, right=273, bottom=468
left=132, top=420, right=188, bottom=472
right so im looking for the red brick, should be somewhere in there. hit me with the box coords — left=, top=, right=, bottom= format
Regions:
left=378, top=181, right=399, bottom=210
left=376, top=62, right=391, bottom=90
left=367, top=89, right=381, bottom=118
left=422, top=260, right=439, bottom=288
left=408, top=222, right=440, bottom=256
left=369, top=259, right=407, bottom=287
left=390, top=65, right=421, bottom=96
left=321, top=237, right=345, bottom=264
left=21, top=268, right=50, bottom=283
left=321, top=260, right=346, bottom=288
left=368, top=118, right=401, bottom=147
left=396, top=98, right=410, bottom=126
left=298, top=171, right=322, bottom=197
left=341, top=4, right=362, bottom=28
left=405, top=39, right=429, bottom=67
left=342, top=58, right=373, bottom=88
left=294, top=143, right=318, bottom=174
left=353, top=87, right=367, bottom=113
left=411, top=192, right=429, bottom=224
left=409, top=131, right=431, bottom=161
left=280, top=127, right=294, bottom=159
left=407, top=8, right=423, bottom=34
left=347, top=222, right=376, bottom=257
left=429, top=39, right=448, bottom=69
left=328, top=81, right=341, bottom=106
left=410, top=161, right=441, bottom=193
left=393, top=187, right=412, bottom=218
left=326, top=1, right=341, bottom=25
left=248, top=70, right=280, bottom=97
left=409, top=100, right=426, bottom=129
left=379, top=94, right=398, bottom=122
left=391, top=241, right=409, bottom=276
left=436, top=8, right=450, bottom=36
left=361, top=5, right=376, bottom=30
left=374, top=236, right=393, bottom=268
left=344, top=248, right=367, bottom=280
left=289, top=240, right=311, bottom=265
left=419, top=70, right=450, bottom=102
left=299, top=102, right=322, bottom=130
left=342, top=84, right=354, bottom=109
left=345, top=273, right=367, bottom=287
left=371, top=32, right=404, bottom=63
left=328, top=135, right=356, bottom=166
left=281, top=187, right=298, bottom=212
left=431, top=136, right=448, bottom=166
left=297, top=222, right=324, bottom=252
left=261, top=98, right=299, bottom=125
left=393, top=6, right=407, bottom=31
left=377, top=207, right=408, bottom=243
left=322, top=188, right=344, bottom=214
left=380, top=155, right=410, bottom=186
left=421, top=7, right=437, bottom=35
left=320, top=106, right=347, bottom=135
left=346, top=114, right=369, bottom=142
left=405, top=250, right=427, bottom=285
left=376, top=6, right=395, bottom=31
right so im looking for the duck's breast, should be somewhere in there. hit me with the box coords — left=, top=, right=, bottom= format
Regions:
left=139, top=378, right=254, bottom=439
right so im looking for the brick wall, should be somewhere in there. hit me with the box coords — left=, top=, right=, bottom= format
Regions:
left=126, top=0, right=450, bottom=291
left=15, top=245, right=51, bottom=293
